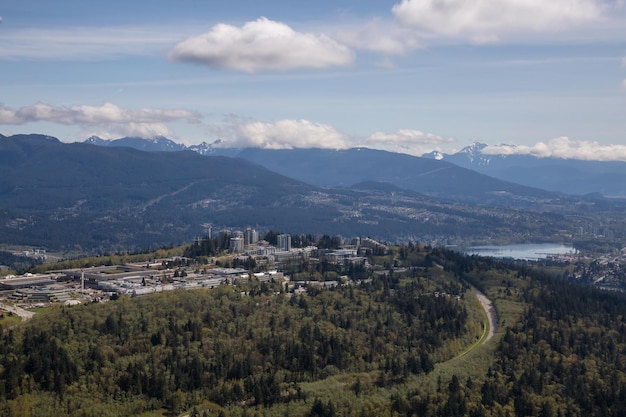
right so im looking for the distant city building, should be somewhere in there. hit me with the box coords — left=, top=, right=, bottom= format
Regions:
left=359, top=237, right=389, bottom=255
left=277, top=234, right=291, bottom=251
left=247, top=245, right=277, bottom=256
left=0, top=274, right=57, bottom=290
left=244, top=227, right=259, bottom=246
left=324, top=248, right=358, bottom=264
left=230, top=237, right=244, bottom=253
left=9, top=286, right=72, bottom=303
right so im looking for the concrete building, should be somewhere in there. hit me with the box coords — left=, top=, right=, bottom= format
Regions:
left=324, top=248, right=358, bottom=264
left=273, top=250, right=301, bottom=263
left=244, top=227, right=259, bottom=246
left=230, top=236, right=244, bottom=253
left=359, top=237, right=389, bottom=255
left=0, top=274, right=58, bottom=290
left=8, top=286, right=72, bottom=303
left=277, top=234, right=291, bottom=251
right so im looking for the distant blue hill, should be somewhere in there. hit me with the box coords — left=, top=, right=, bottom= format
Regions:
left=422, top=142, right=626, bottom=198
left=84, top=135, right=240, bottom=156
left=85, top=136, right=555, bottom=205
left=85, top=135, right=626, bottom=198
left=84, top=135, right=187, bottom=152
left=1, top=133, right=624, bottom=252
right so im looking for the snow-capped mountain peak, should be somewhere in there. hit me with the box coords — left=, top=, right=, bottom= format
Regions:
left=458, top=142, right=490, bottom=165
left=82, top=136, right=232, bottom=155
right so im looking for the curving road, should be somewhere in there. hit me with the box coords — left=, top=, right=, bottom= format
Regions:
left=473, top=287, right=497, bottom=343
left=452, top=283, right=498, bottom=360
left=0, top=302, right=35, bottom=320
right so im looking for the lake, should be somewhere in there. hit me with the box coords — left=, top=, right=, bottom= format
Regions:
left=465, top=243, right=576, bottom=261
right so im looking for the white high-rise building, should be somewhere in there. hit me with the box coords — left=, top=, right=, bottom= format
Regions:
left=277, top=234, right=291, bottom=251
left=230, top=237, right=244, bottom=253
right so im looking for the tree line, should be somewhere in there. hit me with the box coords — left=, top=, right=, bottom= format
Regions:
left=0, top=259, right=469, bottom=416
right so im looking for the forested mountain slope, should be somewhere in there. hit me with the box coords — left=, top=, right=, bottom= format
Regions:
left=3, top=134, right=612, bottom=253
left=234, top=147, right=557, bottom=205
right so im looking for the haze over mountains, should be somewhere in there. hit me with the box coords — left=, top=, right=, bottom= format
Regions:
left=423, top=142, right=626, bottom=198
left=1, top=133, right=625, bottom=253
left=85, top=135, right=626, bottom=198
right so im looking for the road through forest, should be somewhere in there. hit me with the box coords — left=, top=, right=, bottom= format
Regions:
left=474, top=286, right=497, bottom=343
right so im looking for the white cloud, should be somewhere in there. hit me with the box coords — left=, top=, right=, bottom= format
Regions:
left=169, top=17, right=355, bottom=72
left=0, top=102, right=200, bottom=138
left=213, top=117, right=457, bottom=156
left=365, top=129, right=456, bottom=156
left=334, top=19, right=421, bottom=55
left=0, top=26, right=183, bottom=60
left=221, top=119, right=351, bottom=149
left=84, top=123, right=174, bottom=139
left=0, top=105, right=21, bottom=124
left=392, top=0, right=610, bottom=42
left=483, top=137, right=626, bottom=161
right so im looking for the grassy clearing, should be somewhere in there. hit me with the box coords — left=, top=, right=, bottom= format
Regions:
left=29, top=305, right=61, bottom=315
left=0, top=314, right=22, bottom=328
left=431, top=288, right=485, bottom=363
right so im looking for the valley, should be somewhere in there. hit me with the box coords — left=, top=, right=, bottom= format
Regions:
left=1, top=134, right=626, bottom=416
left=4, top=1, right=626, bottom=415
left=2, top=134, right=625, bottom=259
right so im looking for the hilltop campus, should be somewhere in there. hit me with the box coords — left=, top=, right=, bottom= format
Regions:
left=0, top=231, right=389, bottom=309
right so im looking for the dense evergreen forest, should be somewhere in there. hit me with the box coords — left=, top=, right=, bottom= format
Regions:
left=0, top=250, right=42, bottom=274
left=2, top=245, right=626, bottom=416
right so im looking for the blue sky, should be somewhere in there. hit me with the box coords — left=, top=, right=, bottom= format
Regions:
left=1, top=0, right=626, bottom=160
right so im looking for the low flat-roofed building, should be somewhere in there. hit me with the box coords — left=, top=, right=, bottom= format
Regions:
left=210, top=267, right=247, bottom=276
left=63, top=267, right=156, bottom=288
left=323, top=248, right=358, bottom=264
left=9, top=286, right=72, bottom=303
left=251, top=271, right=284, bottom=282
left=132, top=284, right=174, bottom=297
left=0, top=274, right=58, bottom=290
left=359, top=237, right=389, bottom=255
left=273, top=251, right=302, bottom=263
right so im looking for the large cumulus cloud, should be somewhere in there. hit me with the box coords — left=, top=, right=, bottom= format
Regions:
left=223, top=119, right=352, bottom=149
left=212, top=118, right=457, bottom=156
left=169, top=17, right=354, bottom=72
left=392, top=0, right=609, bottom=43
left=365, top=129, right=456, bottom=155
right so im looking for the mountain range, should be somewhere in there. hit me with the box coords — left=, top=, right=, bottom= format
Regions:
left=86, top=135, right=626, bottom=198
left=422, top=142, right=626, bottom=197
left=83, top=135, right=231, bottom=156
left=81, top=136, right=556, bottom=205
left=1, top=134, right=624, bottom=254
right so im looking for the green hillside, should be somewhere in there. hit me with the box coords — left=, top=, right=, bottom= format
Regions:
left=3, top=134, right=607, bottom=255
left=2, top=247, right=626, bottom=416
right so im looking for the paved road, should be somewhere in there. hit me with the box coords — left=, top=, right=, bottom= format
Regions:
left=473, top=287, right=497, bottom=343
left=0, top=302, right=35, bottom=320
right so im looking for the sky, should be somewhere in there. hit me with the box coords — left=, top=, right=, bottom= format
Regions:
left=1, top=0, right=626, bottom=160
